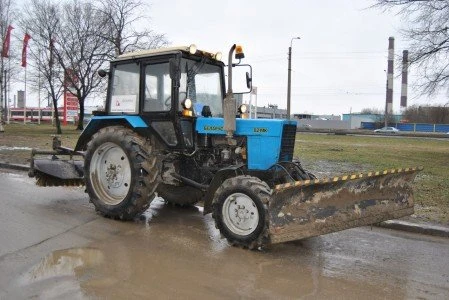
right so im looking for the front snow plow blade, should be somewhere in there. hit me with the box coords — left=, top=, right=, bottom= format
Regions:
left=269, top=167, right=421, bottom=244
left=28, top=137, right=85, bottom=187
left=30, top=157, right=84, bottom=187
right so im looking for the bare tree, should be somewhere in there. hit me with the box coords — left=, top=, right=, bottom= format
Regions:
left=96, top=0, right=168, bottom=57
left=21, top=0, right=64, bottom=133
left=403, top=104, right=449, bottom=123
left=360, top=107, right=397, bottom=126
left=373, top=0, right=449, bottom=97
left=19, top=0, right=168, bottom=132
left=0, top=0, right=17, bottom=130
left=54, top=0, right=111, bottom=130
left=360, top=107, right=384, bottom=115
left=56, top=0, right=169, bottom=129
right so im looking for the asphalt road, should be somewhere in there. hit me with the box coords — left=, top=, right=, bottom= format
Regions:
left=0, top=170, right=448, bottom=299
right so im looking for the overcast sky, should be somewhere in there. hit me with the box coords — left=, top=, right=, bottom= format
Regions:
left=147, top=0, right=447, bottom=116
left=15, top=0, right=448, bottom=116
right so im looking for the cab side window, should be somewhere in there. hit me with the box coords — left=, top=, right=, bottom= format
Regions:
left=109, top=63, right=140, bottom=114
left=143, top=62, right=172, bottom=112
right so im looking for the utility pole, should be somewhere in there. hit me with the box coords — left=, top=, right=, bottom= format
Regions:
left=287, top=37, right=300, bottom=120
left=4, top=69, right=7, bottom=124
left=7, top=59, right=11, bottom=124
left=38, top=49, right=41, bottom=124
left=0, top=60, right=4, bottom=132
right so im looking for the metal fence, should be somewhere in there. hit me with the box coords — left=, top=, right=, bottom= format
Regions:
left=361, top=122, right=449, bottom=133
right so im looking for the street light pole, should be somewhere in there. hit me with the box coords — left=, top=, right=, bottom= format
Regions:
left=287, top=36, right=300, bottom=120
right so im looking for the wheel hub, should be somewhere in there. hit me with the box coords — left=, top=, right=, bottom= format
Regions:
left=236, top=204, right=250, bottom=221
left=105, top=164, right=123, bottom=188
left=90, top=142, right=131, bottom=205
left=222, top=193, right=259, bottom=236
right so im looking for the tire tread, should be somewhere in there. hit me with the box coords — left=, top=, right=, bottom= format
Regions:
left=212, top=175, right=271, bottom=249
left=85, top=126, right=158, bottom=220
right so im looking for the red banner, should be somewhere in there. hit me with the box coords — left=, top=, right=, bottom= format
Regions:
left=63, top=91, right=80, bottom=125
left=21, top=33, right=31, bottom=67
left=1, top=25, right=14, bottom=58
left=64, top=68, right=78, bottom=87
left=63, top=69, right=79, bottom=125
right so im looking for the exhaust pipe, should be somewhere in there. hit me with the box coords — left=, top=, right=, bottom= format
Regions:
left=224, top=44, right=237, bottom=140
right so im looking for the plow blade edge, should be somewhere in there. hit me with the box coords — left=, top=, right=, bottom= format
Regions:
left=30, top=159, right=84, bottom=187
left=269, top=168, right=421, bottom=244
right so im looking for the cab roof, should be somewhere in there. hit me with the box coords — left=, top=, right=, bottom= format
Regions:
left=114, top=45, right=220, bottom=62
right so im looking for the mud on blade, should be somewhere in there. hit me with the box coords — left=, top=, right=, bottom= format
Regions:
left=269, top=168, right=421, bottom=244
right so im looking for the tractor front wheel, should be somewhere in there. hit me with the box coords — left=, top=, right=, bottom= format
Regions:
left=84, top=126, right=158, bottom=220
left=212, top=175, right=271, bottom=249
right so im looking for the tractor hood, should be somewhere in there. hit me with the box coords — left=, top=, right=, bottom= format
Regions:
left=196, top=118, right=297, bottom=170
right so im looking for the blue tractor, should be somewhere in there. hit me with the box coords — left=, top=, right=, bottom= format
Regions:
left=29, top=44, right=420, bottom=249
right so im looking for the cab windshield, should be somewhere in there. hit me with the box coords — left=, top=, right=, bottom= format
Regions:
left=179, top=58, right=223, bottom=117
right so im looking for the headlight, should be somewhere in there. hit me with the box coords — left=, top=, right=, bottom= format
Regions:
left=189, top=44, right=197, bottom=55
left=214, top=52, right=222, bottom=61
left=182, top=98, right=192, bottom=109
left=238, top=104, right=247, bottom=114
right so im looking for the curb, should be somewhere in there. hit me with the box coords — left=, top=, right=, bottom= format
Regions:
left=0, top=161, right=29, bottom=172
left=1, top=160, right=448, bottom=239
left=377, top=220, right=449, bottom=238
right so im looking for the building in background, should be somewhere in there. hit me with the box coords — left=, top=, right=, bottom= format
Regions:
left=294, top=114, right=341, bottom=121
left=254, top=104, right=288, bottom=119
left=9, top=107, right=63, bottom=123
left=292, top=113, right=347, bottom=130
left=342, top=113, right=402, bottom=129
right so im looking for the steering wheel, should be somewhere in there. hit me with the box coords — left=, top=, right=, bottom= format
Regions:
left=165, top=92, right=187, bottom=107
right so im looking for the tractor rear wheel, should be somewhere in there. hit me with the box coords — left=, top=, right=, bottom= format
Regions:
left=212, top=175, right=271, bottom=249
left=84, top=126, right=158, bottom=220
left=157, top=183, right=203, bottom=206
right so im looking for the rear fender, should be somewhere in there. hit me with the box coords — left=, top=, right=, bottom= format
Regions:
left=74, top=116, right=148, bottom=151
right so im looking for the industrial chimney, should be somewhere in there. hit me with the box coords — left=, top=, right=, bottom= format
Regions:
left=385, top=37, right=394, bottom=116
left=400, top=50, right=409, bottom=111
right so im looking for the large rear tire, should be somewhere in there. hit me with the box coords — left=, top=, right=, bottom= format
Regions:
left=84, top=126, right=158, bottom=220
left=212, top=175, right=271, bottom=249
left=157, top=183, right=203, bottom=206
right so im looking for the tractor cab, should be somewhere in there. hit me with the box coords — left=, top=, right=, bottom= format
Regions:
left=100, top=45, right=241, bottom=150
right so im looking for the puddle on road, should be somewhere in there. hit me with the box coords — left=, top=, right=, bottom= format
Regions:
left=18, top=248, right=104, bottom=299
left=26, top=248, right=104, bottom=282
left=0, top=146, right=33, bottom=151
left=16, top=198, right=410, bottom=299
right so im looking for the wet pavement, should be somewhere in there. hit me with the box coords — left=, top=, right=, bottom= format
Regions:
left=0, top=170, right=449, bottom=299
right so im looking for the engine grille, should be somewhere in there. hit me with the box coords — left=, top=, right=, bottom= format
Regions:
left=279, top=124, right=296, bottom=161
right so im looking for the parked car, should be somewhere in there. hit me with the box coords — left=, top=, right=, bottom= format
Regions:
left=299, top=124, right=312, bottom=130
left=374, top=127, right=400, bottom=134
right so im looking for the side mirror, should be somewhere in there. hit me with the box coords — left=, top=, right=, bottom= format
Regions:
left=246, top=71, right=252, bottom=89
left=231, top=64, right=253, bottom=94
left=169, top=56, right=181, bottom=81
